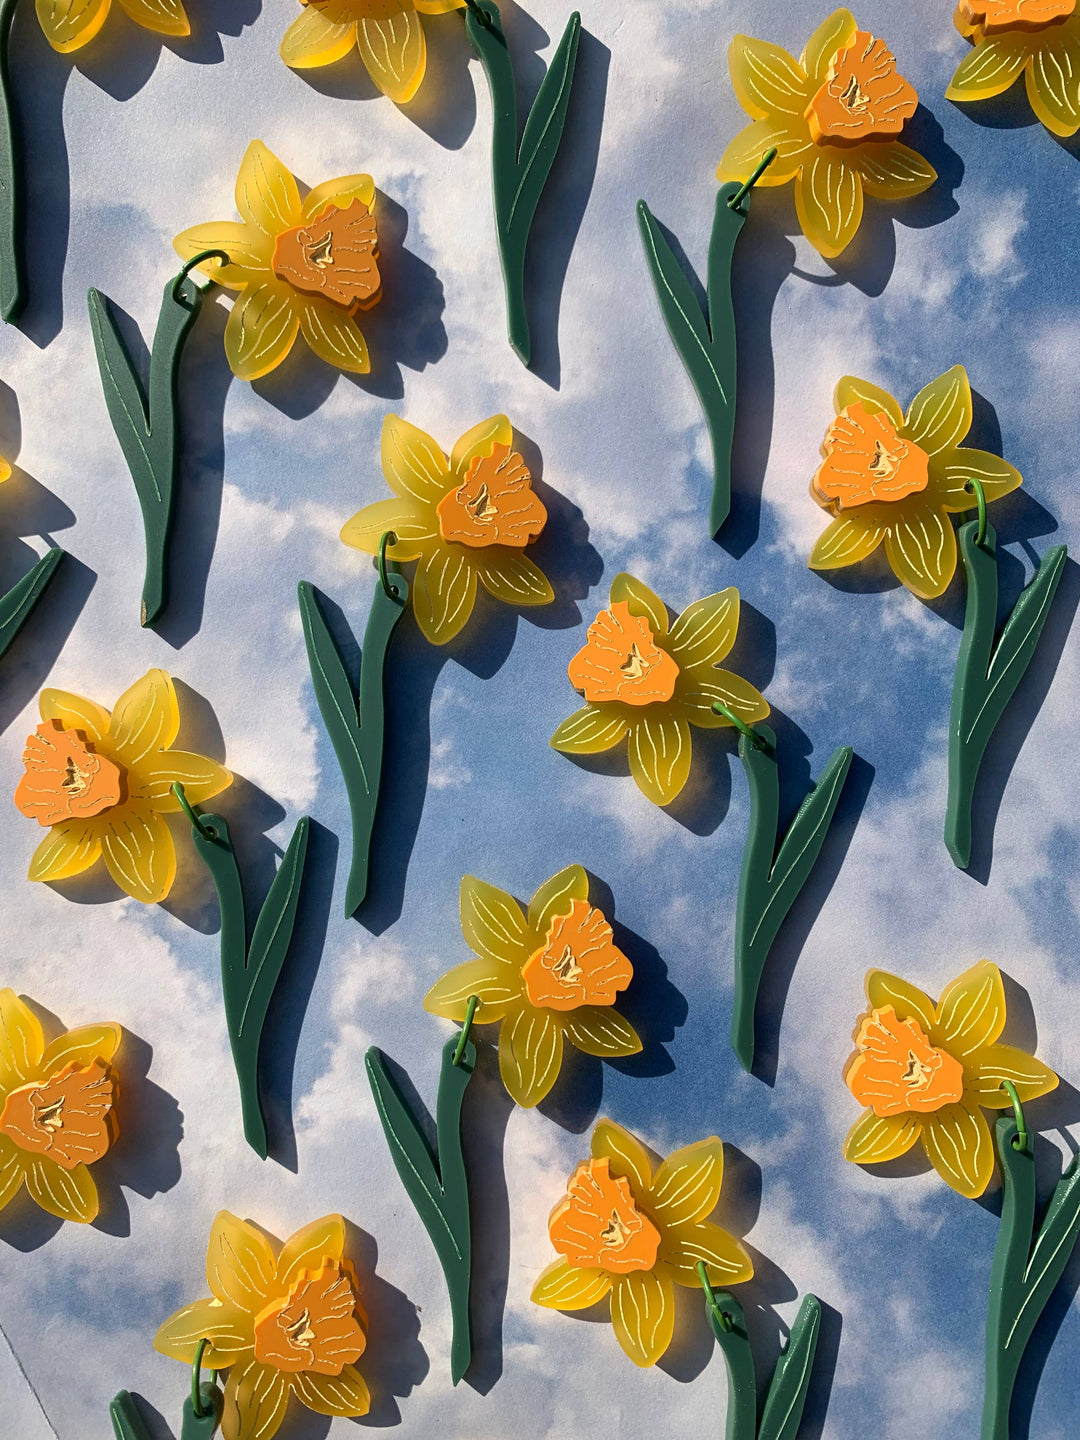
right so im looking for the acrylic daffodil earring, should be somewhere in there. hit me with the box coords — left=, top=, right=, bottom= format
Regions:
left=947, top=0, right=1080, bottom=136
left=807, top=365, right=1067, bottom=869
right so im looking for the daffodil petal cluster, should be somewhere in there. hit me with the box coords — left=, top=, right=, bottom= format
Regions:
left=947, top=1, right=1080, bottom=137
left=36, top=0, right=188, bottom=53
left=281, top=0, right=465, bottom=103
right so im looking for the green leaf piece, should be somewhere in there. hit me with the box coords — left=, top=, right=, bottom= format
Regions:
left=464, top=0, right=581, bottom=366
left=0, top=0, right=23, bottom=323
left=88, top=274, right=208, bottom=629
left=706, top=1290, right=822, bottom=1440
left=946, top=521, right=1067, bottom=870
left=298, top=577, right=407, bottom=918
left=637, top=183, right=749, bottom=538
left=983, top=1117, right=1080, bottom=1440
left=731, top=725, right=853, bottom=1071
left=366, top=1036, right=475, bottom=1385
left=110, top=1387, right=222, bottom=1440
left=182, top=810, right=311, bottom=1160
left=0, top=546, right=64, bottom=659
left=109, top=1392, right=154, bottom=1440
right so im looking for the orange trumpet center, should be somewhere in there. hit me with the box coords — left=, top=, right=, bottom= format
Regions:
left=0, top=1059, right=117, bottom=1169
left=846, top=1006, right=965, bottom=1117
left=436, top=443, right=548, bottom=549
left=15, top=721, right=124, bottom=828
left=806, top=32, right=918, bottom=146
left=958, top=0, right=1075, bottom=31
left=271, top=200, right=381, bottom=313
left=812, top=403, right=930, bottom=510
left=521, top=900, right=633, bottom=1012
left=253, top=1263, right=367, bottom=1375
left=549, top=1158, right=660, bottom=1274
left=568, top=602, right=679, bottom=707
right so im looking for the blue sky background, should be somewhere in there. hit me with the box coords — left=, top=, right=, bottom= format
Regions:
left=0, top=1, right=1079, bottom=1436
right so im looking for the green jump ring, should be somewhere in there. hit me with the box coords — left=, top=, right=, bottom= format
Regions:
left=965, top=476, right=988, bottom=549
left=727, top=147, right=778, bottom=212
left=1001, top=1079, right=1029, bottom=1153
left=452, top=995, right=480, bottom=1066
left=172, top=249, right=230, bottom=306
left=172, top=782, right=216, bottom=842
left=712, top=701, right=766, bottom=750
left=696, top=1260, right=733, bottom=1331
left=378, top=531, right=401, bottom=600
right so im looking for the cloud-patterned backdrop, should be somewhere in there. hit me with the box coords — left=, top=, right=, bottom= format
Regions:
left=0, top=1, right=1078, bottom=1436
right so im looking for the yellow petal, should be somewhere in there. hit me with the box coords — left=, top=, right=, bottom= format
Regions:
left=1026, top=29, right=1080, bottom=135
left=922, top=1103, right=995, bottom=1199
left=610, top=1270, right=675, bottom=1368
left=883, top=506, right=958, bottom=600
left=224, top=1358, right=290, bottom=1440
left=934, top=959, right=1006, bottom=1056
left=808, top=513, right=887, bottom=570
left=591, top=1119, right=653, bottom=1195
left=107, top=668, right=178, bottom=764
left=298, top=298, right=371, bottom=375
left=834, top=375, right=904, bottom=428
left=498, top=1004, right=563, bottom=1107
left=25, top=1157, right=97, bottom=1223
left=235, top=140, right=301, bottom=242
left=903, top=364, right=972, bottom=456
left=292, top=1366, right=370, bottom=1418
left=562, top=1008, right=641, bottom=1057
left=796, top=152, right=863, bottom=259
left=450, top=414, right=512, bottom=476
left=946, top=35, right=1030, bottom=100
left=28, top=821, right=102, bottom=884
left=647, top=1136, right=725, bottom=1226
left=302, top=174, right=376, bottom=220
left=842, top=1108, right=922, bottom=1164
left=855, top=142, right=937, bottom=200
left=473, top=551, right=554, bottom=607
left=423, top=957, right=520, bottom=1024
left=416, top=0, right=465, bottom=10
left=42, top=1023, right=121, bottom=1075
left=550, top=704, right=629, bottom=754
left=224, top=282, right=301, bottom=382
left=460, top=873, right=529, bottom=966
left=132, top=753, right=231, bottom=810
left=800, top=8, right=857, bottom=80
left=356, top=2, right=426, bottom=103
left=666, top=588, right=739, bottom=669
left=528, top=864, right=589, bottom=937
left=101, top=808, right=176, bottom=905
left=382, top=414, right=452, bottom=504
left=115, top=0, right=189, bottom=36
left=35, top=0, right=110, bottom=52
left=39, top=688, right=111, bottom=742
left=276, top=1214, right=345, bottom=1290
left=658, top=1220, right=754, bottom=1287
left=609, top=572, right=668, bottom=636
left=531, top=1257, right=612, bottom=1310
left=627, top=711, right=692, bottom=806
left=678, top=671, right=769, bottom=730
left=153, top=1297, right=255, bottom=1369
left=728, top=33, right=809, bottom=120
left=280, top=5, right=357, bottom=69
left=865, top=970, right=936, bottom=1033
left=340, top=497, right=437, bottom=561
left=970, top=1045, right=1058, bottom=1107
left=931, top=448, right=1023, bottom=511
left=412, top=546, right=478, bottom=645
left=0, top=1141, right=25, bottom=1212
left=172, top=222, right=270, bottom=289
left=717, top=117, right=810, bottom=186
left=0, top=989, right=45, bottom=1085
left=206, top=1211, right=277, bottom=1310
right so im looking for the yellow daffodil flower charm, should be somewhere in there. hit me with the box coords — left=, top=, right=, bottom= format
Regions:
left=174, top=141, right=382, bottom=381
left=281, top=0, right=465, bottom=103
left=532, top=1120, right=753, bottom=1367
left=552, top=573, right=768, bottom=806
left=340, top=413, right=554, bottom=645
left=808, top=365, right=1022, bottom=598
left=15, top=668, right=231, bottom=904
left=155, top=1212, right=370, bottom=1440
left=842, top=960, right=1057, bottom=1198
left=37, top=0, right=188, bottom=52
left=0, top=989, right=120, bottom=1224
left=719, top=9, right=936, bottom=258
left=947, top=0, right=1080, bottom=136
left=424, top=867, right=641, bottom=1108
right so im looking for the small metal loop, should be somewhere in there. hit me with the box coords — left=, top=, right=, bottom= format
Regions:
left=452, top=995, right=480, bottom=1066
left=378, top=531, right=402, bottom=600
left=172, top=249, right=231, bottom=305
left=727, top=147, right=778, bottom=212
left=191, top=1338, right=213, bottom=1419
left=172, top=782, right=217, bottom=842
left=1002, top=1079, right=1029, bottom=1152
left=965, top=477, right=988, bottom=549
left=696, top=1261, right=733, bottom=1332
left=712, top=701, right=766, bottom=750
left=462, top=0, right=494, bottom=27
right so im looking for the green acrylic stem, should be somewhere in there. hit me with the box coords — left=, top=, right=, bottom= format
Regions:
left=946, top=520, right=1067, bottom=870
left=637, top=182, right=750, bottom=538
left=182, top=808, right=311, bottom=1160
left=731, top=724, right=853, bottom=1072
left=88, top=274, right=208, bottom=628
left=298, top=576, right=407, bottom=918
left=0, top=0, right=23, bottom=323
left=464, top=0, right=581, bottom=367
left=366, top=1034, right=475, bottom=1385
left=0, top=546, right=63, bottom=658
left=110, top=1388, right=222, bottom=1440
left=706, top=1290, right=822, bottom=1440
left=982, top=1116, right=1080, bottom=1440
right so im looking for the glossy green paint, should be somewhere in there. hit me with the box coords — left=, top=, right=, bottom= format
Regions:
left=946, top=521, right=1067, bottom=870
left=706, top=1290, right=821, bottom=1440
left=182, top=808, right=311, bottom=1160
left=88, top=273, right=208, bottom=629
left=110, top=1387, right=222, bottom=1440
left=731, top=724, right=853, bottom=1071
left=464, top=0, right=581, bottom=366
left=637, top=183, right=751, bottom=538
left=298, top=576, right=407, bottom=918
left=0, top=0, right=23, bottom=323
left=366, top=1035, right=475, bottom=1385
left=982, top=1116, right=1080, bottom=1440
left=0, top=546, right=64, bottom=659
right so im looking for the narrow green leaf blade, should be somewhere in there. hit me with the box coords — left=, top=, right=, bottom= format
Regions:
left=0, top=547, right=64, bottom=660
left=759, top=1294, right=822, bottom=1440
left=0, top=0, right=24, bottom=323
left=510, top=12, right=582, bottom=234
left=240, top=816, right=311, bottom=1045
left=109, top=1392, right=155, bottom=1440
